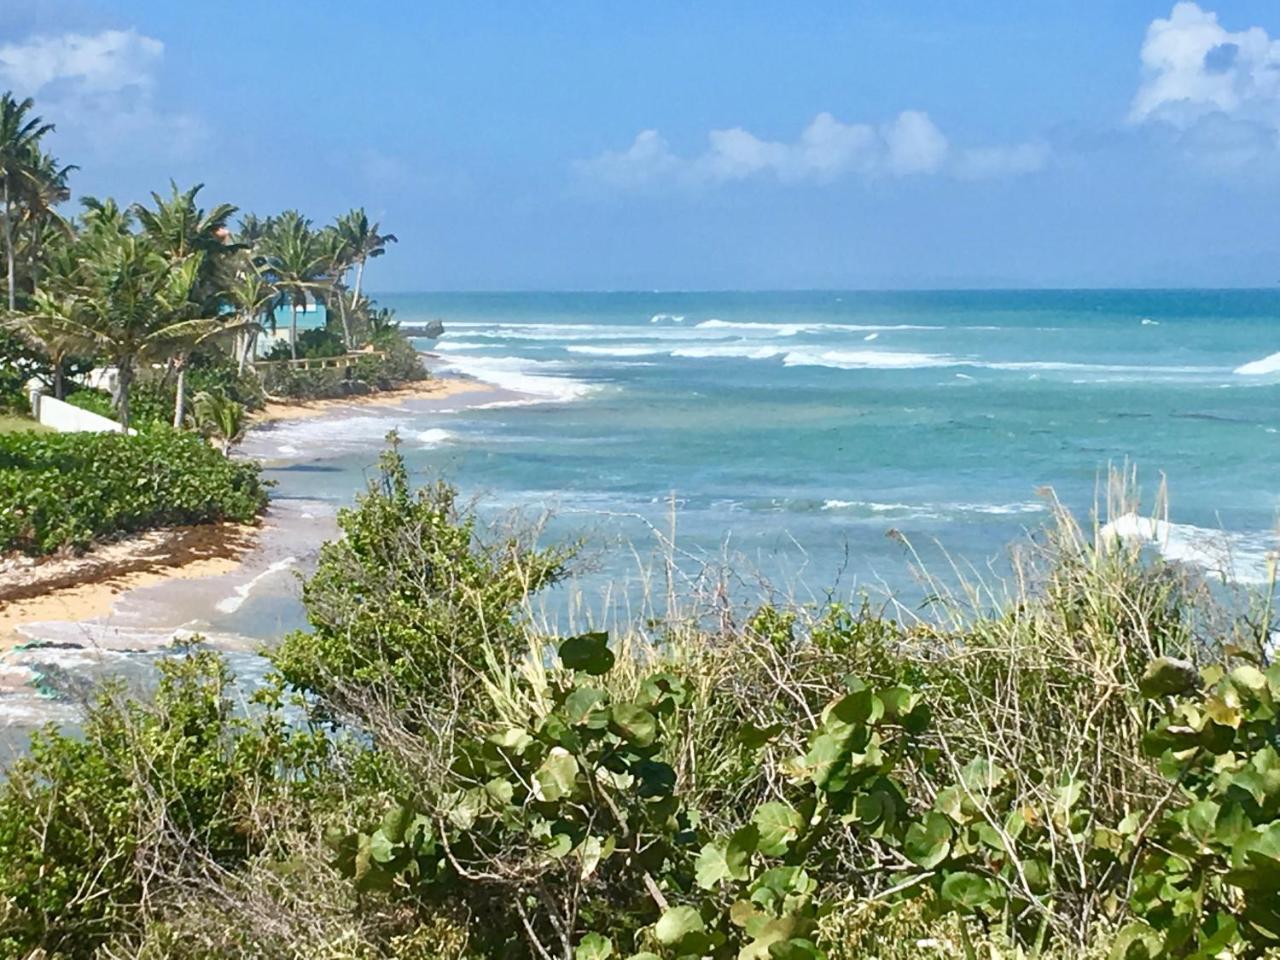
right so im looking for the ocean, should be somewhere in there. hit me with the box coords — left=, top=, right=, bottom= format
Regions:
left=4, top=289, right=1280, bottom=743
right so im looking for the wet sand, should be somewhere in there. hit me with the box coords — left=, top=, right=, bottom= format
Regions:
left=0, top=522, right=260, bottom=654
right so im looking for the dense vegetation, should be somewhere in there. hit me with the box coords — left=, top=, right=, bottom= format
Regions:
left=0, top=90, right=422, bottom=432
left=0, top=428, right=267, bottom=555
left=0, top=437, right=1274, bottom=959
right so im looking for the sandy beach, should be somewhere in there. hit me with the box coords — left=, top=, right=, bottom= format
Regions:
left=253, top=376, right=490, bottom=424
left=0, top=521, right=260, bottom=654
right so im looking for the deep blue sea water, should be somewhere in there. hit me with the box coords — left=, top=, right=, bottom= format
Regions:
left=5, top=289, right=1280, bottom=741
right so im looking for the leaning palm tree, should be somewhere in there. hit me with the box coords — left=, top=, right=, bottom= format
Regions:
left=261, top=210, right=327, bottom=360
left=0, top=93, right=55, bottom=311
left=336, top=208, right=396, bottom=307
left=29, top=233, right=207, bottom=430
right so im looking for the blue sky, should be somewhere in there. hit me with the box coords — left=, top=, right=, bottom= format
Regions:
left=4, top=2, right=1280, bottom=289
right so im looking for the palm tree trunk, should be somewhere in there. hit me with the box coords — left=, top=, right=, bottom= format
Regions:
left=173, top=356, right=188, bottom=429
left=53, top=356, right=64, bottom=400
left=117, top=362, right=133, bottom=433
left=290, top=301, right=299, bottom=360
left=353, top=258, right=365, bottom=306
left=337, top=287, right=352, bottom=350
left=2, top=177, right=14, bottom=312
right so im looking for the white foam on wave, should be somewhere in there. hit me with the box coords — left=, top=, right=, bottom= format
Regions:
left=432, top=340, right=489, bottom=351
left=418, top=428, right=452, bottom=445
left=1101, top=513, right=1276, bottom=584
left=436, top=353, right=594, bottom=403
left=650, top=313, right=685, bottom=323
left=566, top=344, right=666, bottom=357
left=822, top=499, right=1046, bottom=517
left=695, top=319, right=940, bottom=335
left=671, top=344, right=787, bottom=360
left=783, top=348, right=960, bottom=370
left=214, top=558, right=297, bottom=614
left=1235, top=351, right=1280, bottom=376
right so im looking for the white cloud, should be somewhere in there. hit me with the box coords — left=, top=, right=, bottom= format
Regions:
left=580, top=111, right=1046, bottom=189
left=0, top=29, right=163, bottom=96
left=1131, top=3, right=1280, bottom=155
left=0, top=28, right=205, bottom=160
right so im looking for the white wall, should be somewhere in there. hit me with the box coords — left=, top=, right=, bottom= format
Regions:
left=31, top=392, right=130, bottom=434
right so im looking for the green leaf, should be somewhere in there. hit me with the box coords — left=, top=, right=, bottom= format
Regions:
left=940, top=871, right=997, bottom=910
left=905, top=812, right=953, bottom=869
left=769, top=940, right=825, bottom=960
left=695, top=840, right=734, bottom=889
left=1139, top=657, right=1201, bottom=698
left=576, top=933, right=614, bottom=960
left=752, top=802, right=804, bottom=856
left=578, top=835, right=604, bottom=880
left=609, top=702, right=657, bottom=747
left=534, top=747, right=580, bottom=802
left=654, top=905, right=705, bottom=945
left=565, top=687, right=610, bottom=726
left=559, top=632, right=615, bottom=675
left=367, top=829, right=398, bottom=864
left=380, top=804, right=413, bottom=843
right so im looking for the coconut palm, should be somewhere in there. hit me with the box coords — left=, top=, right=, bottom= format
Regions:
left=0, top=94, right=55, bottom=311
left=225, top=259, right=277, bottom=373
left=336, top=208, right=396, bottom=307
left=191, top=389, right=247, bottom=455
left=319, top=223, right=357, bottom=349
left=14, top=147, right=75, bottom=295
left=132, top=181, right=240, bottom=309
left=261, top=210, right=327, bottom=360
left=29, top=233, right=208, bottom=430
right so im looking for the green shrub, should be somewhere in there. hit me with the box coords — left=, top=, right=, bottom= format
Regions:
left=63, top=386, right=115, bottom=417
left=0, top=427, right=267, bottom=555
left=0, top=649, right=326, bottom=959
left=270, top=433, right=568, bottom=715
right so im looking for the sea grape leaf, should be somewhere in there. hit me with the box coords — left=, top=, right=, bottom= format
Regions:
left=654, top=905, right=704, bottom=945
left=559, top=632, right=615, bottom=675
left=752, top=802, right=804, bottom=856
left=535, top=747, right=580, bottom=802
left=610, top=702, right=657, bottom=747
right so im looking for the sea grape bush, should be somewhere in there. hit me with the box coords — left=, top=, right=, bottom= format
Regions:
left=0, top=427, right=266, bottom=554
left=339, top=638, right=1280, bottom=960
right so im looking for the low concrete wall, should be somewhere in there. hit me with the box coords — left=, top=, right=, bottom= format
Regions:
left=30, top=391, right=129, bottom=434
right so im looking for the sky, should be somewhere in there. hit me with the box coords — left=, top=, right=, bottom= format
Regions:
left=3, top=2, right=1280, bottom=290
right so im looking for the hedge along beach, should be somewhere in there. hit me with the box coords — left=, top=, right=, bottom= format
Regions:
left=0, top=371, right=499, bottom=743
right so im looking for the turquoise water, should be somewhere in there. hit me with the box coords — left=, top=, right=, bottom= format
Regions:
left=258, top=289, right=1280, bottom=602
left=6, top=289, right=1280, bottom=743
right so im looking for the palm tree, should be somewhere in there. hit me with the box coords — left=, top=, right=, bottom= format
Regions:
left=0, top=94, right=55, bottom=311
left=262, top=210, right=327, bottom=360
left=5, top=301, right=80, bottom=399
left=319, top=223, right=357, bottom=350
left=29, top=233, right=206, bottom=430
left=225, top=259, right=277, bottom=373
left=191, top=389, right=247, bottom=455
left=14, top=147, right=74, bottom=295
left=132, top=181, right=240, bottom=310
left=336, top=208, right=396, bottom=307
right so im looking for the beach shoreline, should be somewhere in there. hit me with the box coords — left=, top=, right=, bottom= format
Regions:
left=0, top=521, right=261, bottom=654
left=252, top=375, right=491, bottom=425
left=1, top=371, right=500, bottom=662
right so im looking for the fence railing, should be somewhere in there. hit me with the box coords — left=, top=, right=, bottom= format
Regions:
left=252, top=351, right=386, bottom=373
